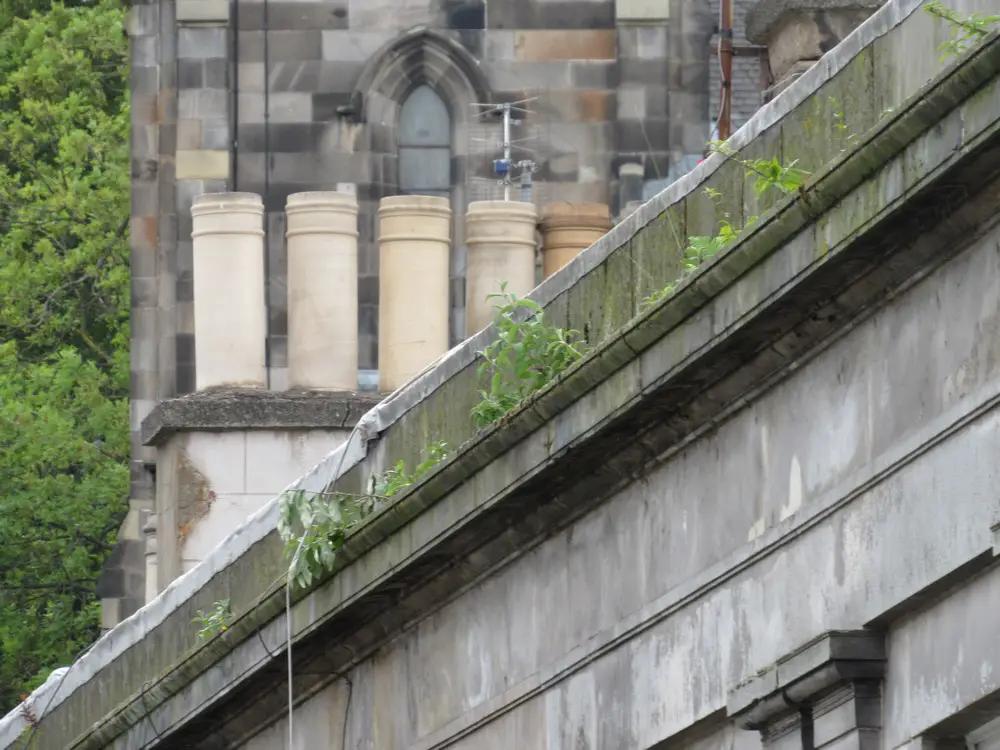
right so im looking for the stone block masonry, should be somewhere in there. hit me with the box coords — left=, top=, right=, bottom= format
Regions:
left=108, top=0, right=766, bottom=632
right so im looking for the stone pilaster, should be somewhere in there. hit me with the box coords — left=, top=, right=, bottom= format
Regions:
left=729, top=631, right=886, bottom=750
left=97, top=0, right=167, bottom=630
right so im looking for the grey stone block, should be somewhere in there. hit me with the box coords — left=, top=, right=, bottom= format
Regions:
left=176, top=0, right=229, bottom=23
left=483, top=30, right=516, bottom=61
left=238, top=92, right=312, bottom=124
left=486, top=0, right=614, bottom=29
left=617, top=118, right=670, bottom=151
left=312, top=92, right=353, bottom=121
left=175, top=331, right=195, bottom=366
left=485, top=61, right=573, bottom=92
left=132, top=35, right=157, bottom=67
left=178, top=88, right=229, bottom=120
left=177, top=59, right=203, bottom=89
left=238, top=123, right=328, bottom=153
left=176, top=361, right=196, bottom=395
left=321, top=30, right=395, bottom=62
left=177, top=119, right=201, bottom=150
left=126, top=3, right=159, bottom=37
left=201, top=118, right=230, bottom=150
left=204, top=59, right=228, bottom=89
left=646, top=85, right=669, bottom=117
left=617, top=85, right=646, bottom=119
left=178, top=27, right=227, bottom=60
left=131, top=183, right=159, bottom=217
left=175, top=270, right=193, bottom=304
left=130, top=65, right=158, bottom=97
left=572, top=60, right=615, bottom=89
left=238, top=30, right=322, bottom=62
left=238, top=2, right=349, bottom=31
left=237, top=62, right=265, bottom=93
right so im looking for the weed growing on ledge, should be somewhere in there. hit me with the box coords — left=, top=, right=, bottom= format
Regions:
left=925, top=0, right=1000, bottom=62
left=277, top=442, right=450, bottom=589
left=472, top=284, right=589, bottom=428
left=375, top=440, right=451, bottom=498
left=830, top=97, right=862, bottom=154
left=642, top=148, right=808, bottom=310
left=193, top=598, right=232, bottom=640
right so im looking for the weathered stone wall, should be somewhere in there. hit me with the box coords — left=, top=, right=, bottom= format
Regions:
left=258, top=217, right=1000, bottom=748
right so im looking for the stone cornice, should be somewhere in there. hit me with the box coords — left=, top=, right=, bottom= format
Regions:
left=140, top=387, right=381, bottom=446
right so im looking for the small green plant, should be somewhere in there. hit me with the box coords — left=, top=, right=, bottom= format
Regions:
left=193, top=598, right=232, bottom=640
left=830, top=97, right=861, bottom=153
left=708, top=141, right=809, bottom=197
left=278, top=441, right=450, bottom=589
left=376, top=441, right=451, bottom=498
left=925, top=0, right=1000, bottom=62
left=472, top=284, right=589, bottom=428
left=642, top=146, right=809, bottom=309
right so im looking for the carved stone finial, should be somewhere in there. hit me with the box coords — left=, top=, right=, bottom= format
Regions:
left=747, top=0, right=885, bottom=95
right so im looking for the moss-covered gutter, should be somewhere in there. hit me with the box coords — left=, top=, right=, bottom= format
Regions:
left=6, top=2, right=1000, bottom=747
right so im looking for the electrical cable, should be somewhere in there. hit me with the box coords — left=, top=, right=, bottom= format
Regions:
left=18, top=640, right=98, bottom=747
left=285, top=421, right=366, bottom=749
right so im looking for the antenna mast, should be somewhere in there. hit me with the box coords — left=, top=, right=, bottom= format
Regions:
left=470, top=98, right=540, bottom=203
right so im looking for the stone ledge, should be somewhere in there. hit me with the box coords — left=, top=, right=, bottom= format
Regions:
left=141, top=387, right=381, bottom=446
left=746, top=0, right=884, bottom=44
left=728, top=631, right=886, bottom=728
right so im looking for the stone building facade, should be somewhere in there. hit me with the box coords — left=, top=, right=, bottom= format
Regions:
left=9, top=1, right=1000, bottom=745
left=110, top=0, right=767, bottom=628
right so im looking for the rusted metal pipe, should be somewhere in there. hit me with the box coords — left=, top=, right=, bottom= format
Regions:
left=719, top=0, right=735, bottom=141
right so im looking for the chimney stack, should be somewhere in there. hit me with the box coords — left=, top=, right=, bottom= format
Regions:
left=377, top=195, right=452, bottom=393
left=286, top=191, right=360, bottom=391
left=191, top=192, right=267, bottom=390
left=539, top=202, right=612, bottom=279
left=464, top=200, right=538, bottom=335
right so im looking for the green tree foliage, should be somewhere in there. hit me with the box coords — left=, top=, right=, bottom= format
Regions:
left=0, top=0, right=129, bottom=710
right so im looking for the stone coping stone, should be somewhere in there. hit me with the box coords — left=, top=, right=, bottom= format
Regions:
left=746, top=0, right=885, bottom=44
left=140, top=386, right=382, bottom=446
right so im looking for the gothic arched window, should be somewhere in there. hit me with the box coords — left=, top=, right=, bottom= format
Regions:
left=398, top=85, right=452, bottom=198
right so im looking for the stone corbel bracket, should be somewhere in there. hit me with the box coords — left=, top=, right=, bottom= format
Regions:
left=728, top=631, right=886, bottom=750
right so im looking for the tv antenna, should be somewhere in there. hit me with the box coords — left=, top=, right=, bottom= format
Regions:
left=470, top=98, right=540, bottom=202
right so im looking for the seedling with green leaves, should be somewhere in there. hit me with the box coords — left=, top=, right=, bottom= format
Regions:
left=278, top=441, right=450, bottom=590
left=193, top=599, right=232, bottom=640
left=925, top=0, right=1000, bottom=62
left=472, top=284, right=589, bottom=428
